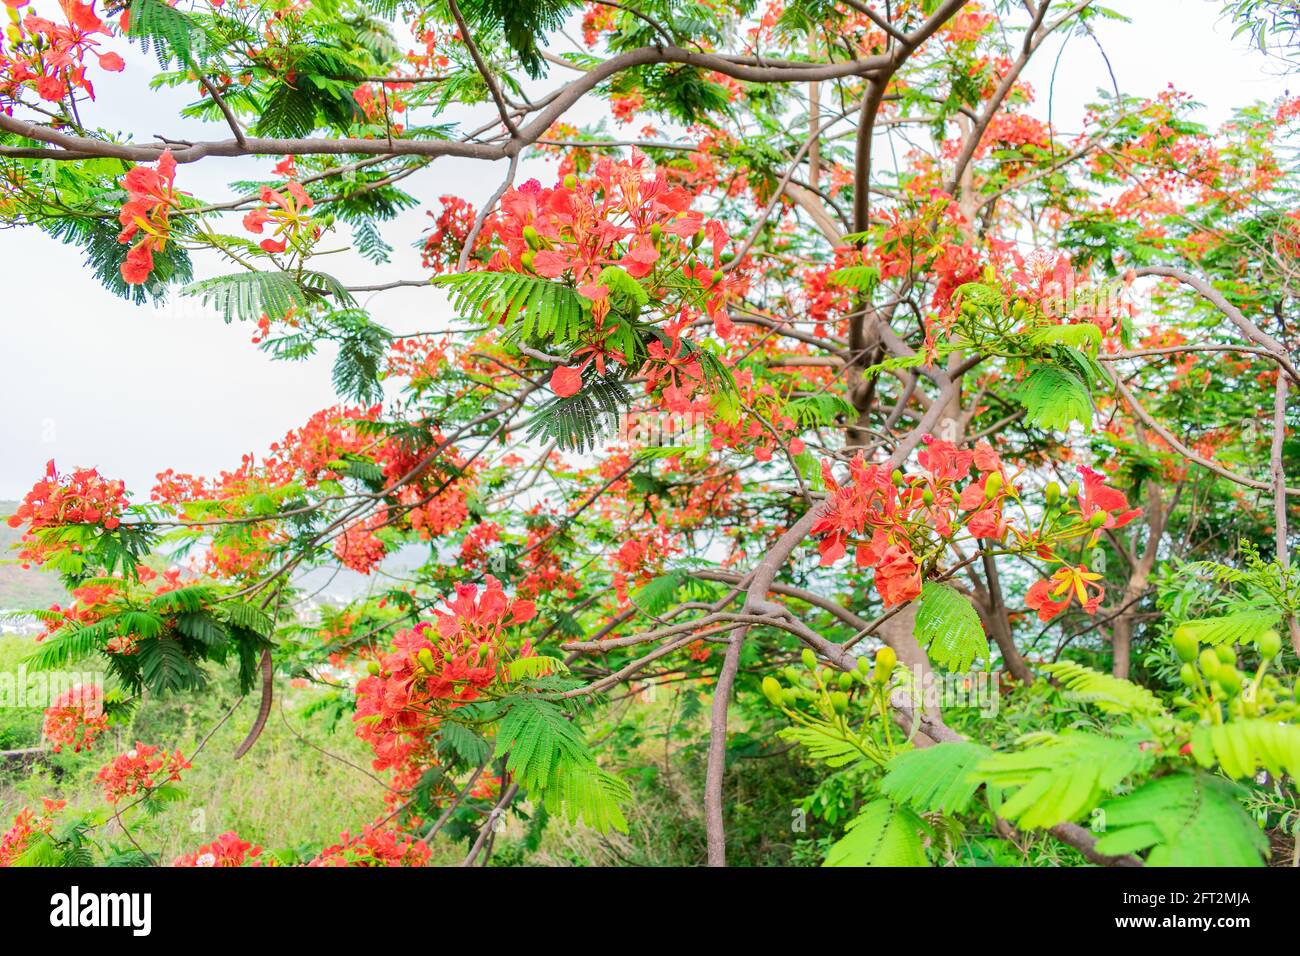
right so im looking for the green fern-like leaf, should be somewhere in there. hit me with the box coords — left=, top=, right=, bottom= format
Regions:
left=24, top=619, right=116, bottom=670
left=542, top=765, right=630, bottom=834
left=147, top=585, right=214, bottom=615
left=823, top=799, right=928, bottom=867
left=778, top=725, right=869, bottom=768
left=631, top=572, right=684, bottom=616
left=1041, top=660, right=1170, bottom=719
left=881, top=742, right=990, bottom=815
left=1093, top=772, right=1267, bottom=866
left=525, top=378, right=631, bottom=452
left=1176, top=609, right=1281, bottom=646
left=827, top=264, right=880, bottom=290
left=1026, top=324, right=1103, bottom=354
left=975, top=731, right=1152, bottom=829
left=913, top=581, right=988, bottom=672
left=781, top=394, right=856, bottom=428
left=433, top=271, right=589, bottom=342
left=494, top=697, right=629, bottom=833
left=181, top=271, right=355, bottom=324
left=1189, top=720, right=1300, bottom=780
left=137, top=636, right=206, bottom=693
left=127, top=0, right=204, bottom=67
left=1017, top=366, right=1092, bottom=432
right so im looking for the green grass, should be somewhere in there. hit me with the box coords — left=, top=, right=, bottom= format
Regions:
left=0, top=633, right=398, bottom=864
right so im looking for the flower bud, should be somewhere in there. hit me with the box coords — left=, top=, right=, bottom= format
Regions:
left=1044, top=482, right=1060, bottom=507
left=563, top=173, right=577, bottom=190
left=761, top=676, right=784, bottom=707
left=1198, top=648, right=1220, bottom=678
left=1259, top=629, right=1282, bottom=660
left=1087, top=511, right=1107, bottom=529
left=366, top=661, right=381, bottom=676
left=417, top=648, right=437, bottom=672
left=801, top=648, right=818, bottom=670
left=1179, top=663, right=1198, bottom=687
left=1215, top=645, right=1236, bottom=667
left=1067, top=480, right=1080, bottom=500
left=830, top=691, right=849, bottom=715
left=1171, top=625, right=1198, bottom=663
left=1216, top=667, right=1243, bottom=697
left=873, top=646, right=897, bottom=684
left=891, top=469, right=905, bottom=487
left=984, top=472, right=1004, bottom=501
left=522, top=224, right=542, bottom=249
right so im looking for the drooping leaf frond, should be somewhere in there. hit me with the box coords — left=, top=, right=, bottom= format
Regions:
left=823, top=799, right=928, bottom=867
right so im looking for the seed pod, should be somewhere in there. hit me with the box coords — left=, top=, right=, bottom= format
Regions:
left=1044, top=481, right=1060, bottom=507
left=1171, top=625, right=1198, bottom=663
left=874, top=646, right=897, bottom=685
left=801, top=648, right=818, bottom=670
left=1259, top=629, right=1282, bottom=660
left=762, top=676, right=784, bottom=707
left=830, top=691, right=850, bottom=715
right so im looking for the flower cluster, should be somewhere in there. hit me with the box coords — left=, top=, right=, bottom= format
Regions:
left=0, top=0, right=125, bottom=110
left=353, top=576, right=535, bottom=791
left=173, top=832, right=264, bottom=867
left=309, top=822, right=431, bottom=867
left=485, top=153, right=740, bottom=402
left=95, top=742, right=190, bottom=804
left=7, top=460, right=128, bottom=562
left=0, top=798, right=64, bottom=867
left=813, top=438, right=1009, bottom=607
left=117, top=148, right=180, bottom=284
left=42, top=683, right=106, bottom=752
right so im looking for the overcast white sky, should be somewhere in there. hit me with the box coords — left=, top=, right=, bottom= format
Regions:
left=0, top=0, right=1291, bottom=500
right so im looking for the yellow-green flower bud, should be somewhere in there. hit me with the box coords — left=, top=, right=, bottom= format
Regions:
left=762, top=676, right=784, bottom=707
left=874, top=646, right=897, bottom=685
left=1171, top=625, right=1198, bottom=663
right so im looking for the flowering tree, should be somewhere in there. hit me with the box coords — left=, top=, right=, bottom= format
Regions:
left=2, top=0, right=1299, bottom=868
